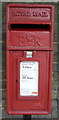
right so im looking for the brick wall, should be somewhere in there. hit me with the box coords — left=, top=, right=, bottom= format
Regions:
left=57, top=2, right=59, bottom=119
left=0, top=1, right=59, bottom=120
left=1, top=0, right=59, bottom=2
left=0, top=1, right=2, bottom=120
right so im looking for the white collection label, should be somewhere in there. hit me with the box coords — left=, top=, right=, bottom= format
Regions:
left=20, top=61, right=38, bottom=96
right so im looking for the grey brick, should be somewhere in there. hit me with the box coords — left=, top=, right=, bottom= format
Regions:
left=0, top=100, right=2, bottom=108
left=0, top=2, right=2, bottom=24
left=2, top=3, right=9, bottom=13
left=32, top=115, right=38, bottom=118
left=57, top=103, right=59, bottom=119
left=0, top=70, right=2, bottom=79
left=11, top=0, right=33, bottom=2
left=52, top=80, right=58, bottom=91
left=2, top=41, right=6, bottom=51
left=2, top=23, right=6, bottom=32
left=2, top=50, right=6, bottom=58
left=57, top=86, right=59, bottom=100
left=0, top=89, right=2, bottom=101
left=0, top=53, right=2, bottom=70
left=54, top=44, right=57, bottom=52
left=57, top=52, right=59, bottom=59
left=0, top=65, right=2, bottom=71
left=2, top=70, right=6, bottom=80
left=2, top=31, right=6, bottom=44
left=1, top=117, right=23, bottom=120
left=54, top=34, right=57, bottom=42
left=0, top=109, right=2, bottom=120
left=53, top=63, right=58, bottom=72
left=36, top=114, right=51, bottom=118
left=52, top=90, right=57, bottom=100
left=3, top=28, right=5, bottom=39
left=0, top=31, right=2, bottom=41
left=2, top=14, right=6, bottom=24
left=2, top=109, right=23, bottom=118
left=0, top=80, right=6, bottom=89
left=57, top=72, right=59, bottom=82
left=51, top=100, right=57, bottom=118
left=0, top=2, right=2, bottom=11
left=0, top=81, right=2, bottom=89
left=0, top=13, right=2, bottom=23
left=2, top=49, right=5, bottom=57
left=54, top=23, right=57, bottom=34
left=2, top=80, right=6, bottom=89
left=54, top=8, right=57, bottom=23
left=57, top=54, right=59, bottom=62
left=0, top=43, right=2, bottom=52
left=11, top=0, right=58, bottom=1
left=53, top=72, right=58, bottom=82
left=2, top=0, right=11, bottom=2
left=57, top=100, right=59, bottom=110
left=2, top=100, right=6, bottom=109
left=53, top=52, right=57, bottom=62
left=0, top=23, right=2, bottom=31
left=2, top=89, right=6, bottom=99
left=57, top=62, right=59, bottom=72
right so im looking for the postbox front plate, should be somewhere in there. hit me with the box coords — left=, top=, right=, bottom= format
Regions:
left=6, top=4, right=54, bottom=115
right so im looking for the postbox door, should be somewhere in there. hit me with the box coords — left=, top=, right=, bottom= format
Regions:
left=11, top=51, right=49, bottom=111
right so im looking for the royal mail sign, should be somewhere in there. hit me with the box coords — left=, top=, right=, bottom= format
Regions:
left=10, top=8, right=50, bottom=18
left=9, top=5, right=52, bottom=24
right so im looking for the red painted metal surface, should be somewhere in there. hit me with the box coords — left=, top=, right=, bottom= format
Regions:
left=6, top=4, right=54, bottom=115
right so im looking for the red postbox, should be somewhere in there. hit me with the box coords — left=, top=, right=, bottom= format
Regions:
left=6, top=4, right=54, bottom=115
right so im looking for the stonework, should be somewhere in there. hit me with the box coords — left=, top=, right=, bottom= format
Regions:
left=0, top=0, right=59, bottom=2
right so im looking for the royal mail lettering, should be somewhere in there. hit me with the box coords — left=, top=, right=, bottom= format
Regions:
left=33, top=11, right=48, bottom=17
left=13, top=10, right=48, bottom=17
left=13, top=11, right=31, bottom=17
left=9, top=8, right=50, bottom=23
